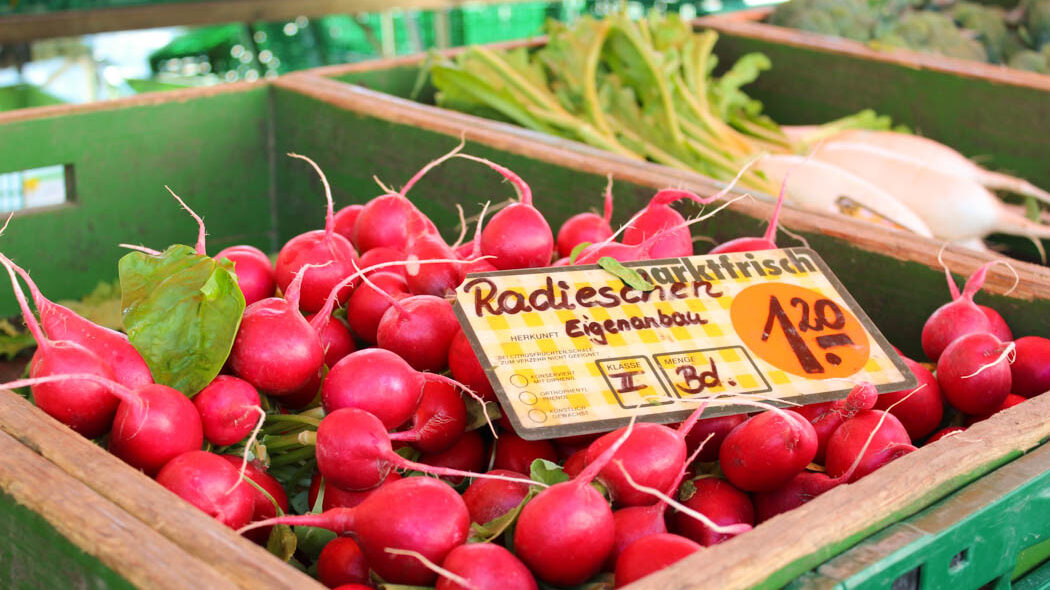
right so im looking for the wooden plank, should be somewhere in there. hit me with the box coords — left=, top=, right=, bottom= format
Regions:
left=0, top=428, right=238, bottom=590
left=0, top=392, right=323, bottom=590
left=624, top=393, right=1050, bottom=589
left=0, top=0, right=541, bottom=43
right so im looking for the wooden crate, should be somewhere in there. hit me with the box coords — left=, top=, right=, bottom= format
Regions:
left=2, top=77, right=1050, bottom=589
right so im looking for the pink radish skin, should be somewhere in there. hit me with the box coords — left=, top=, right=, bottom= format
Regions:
left=376, top=295, right=460, bottom=373
left=825, top=410, right=916, bottom=482
left=358, top=247, right=407, bottom=278
left=193, top=375, right=262, bottom=446
left=229, top=266, right=324, bottom=396
left=461, top=469, right=530, bottom=525
left=981, top=306, right=1013, bottom=342
left=719, top=409, right=818, bottom=492
left=448, top=329, right=495, bottom=403
left=155, top=451, right=255, bottom=529
left=321, top=348, right=428, bottom=430
left=275, top=154, right=360, bottom=313
left=317, top=537, right=370, bottom=588
left=306, top=312, right=356, bottom=368
left=418, top=430, right=488, bottom=486
left=391, top=379, right=467, bottom=454
left=681, top=414, right=746, bottom=463
left=563, top=449, right=587, bottom=477
left=219, top=456, right=288, bottom=544
left=353, top=194, right=436, bottom=253
left=614, top=533, right=702, bottom=588
left=437, top=543, right=538, bottom=590
left=585, top=423, right=687, bottom=507
left=308, top=472, right=402, bottom=511
left=1011, top=337, right=1050, bottom=397
left=243, top=476, right=469, bottom=586
left=936, top=332, right=1013, bottom=416
left=344, top=272, right=409, bottom=344
left=607, top=504, right=669, bottom=571
left=215, top=245, right=275, bottom=307
left=556, top=180, right=615, bottom=259
left=277, top=370, right=321, bottom=410
left=109, top=383, right=204, bottom=475
left=671, top=476, right=754, bottom=546
left=332, top=204, right=364, bottom=246
left=874, top=357, right=943, bottom=440
left=794, top=383, right=879, bottom=463
left=493, top=432, right=558, bottom=474
left=752, top=471, right=839, bottom=522
left=922, top=262, right=1002, bottom=362
left=404, top=232, right=464, bottom=297
left=926, top=426, right=966, bottom=444
left=8, top=259, right=152, bottom=388
left=554, top=433, right=602, bottom=459
left=964, top=393, right=1026, bottom=425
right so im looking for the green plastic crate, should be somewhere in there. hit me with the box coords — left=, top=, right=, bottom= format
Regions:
left=149, top=24, right=261, bottom=82
left=451, top=2, right=551, bottom=45
left=0, top=84, right=64, bottom=112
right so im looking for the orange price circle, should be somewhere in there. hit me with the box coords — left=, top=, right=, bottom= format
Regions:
left=730, top=282, right=870, bottom=379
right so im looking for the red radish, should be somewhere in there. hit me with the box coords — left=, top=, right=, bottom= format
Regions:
left=461, top=469, right=530, bottom=525
left=274, top=154, right=359, bottom=313
left=229, top=264, right=324, bottom=396
left=621, top=189, right=708, bottom=258
left=193, top=375, right=262, bottom=446
left=376, top=294, right=460, bottom=372
left=719, top=409, right=818, bottom=492
left=825, top=410, right=916, bottom=482
left=926, top=426, right=965, bottom=444
left=922, top=260, right=1015, bottom=362
left=671, top=476, right=754, bottom=546
left=307, top=313, right=356, bottom=369
left=512, top=421, right=638, bottom=586
left=458, top=201, right=500, bottom=275
left=556, top=177, right=615, bottom=259
left=458, top=154, right=553, bottom=270
left=7, top=257, right=152, bottom=389
left=752, top=471, right=838, bottom=522
left=710, top=160, right=789, bottom=254
left=242, top=476, right=469, bottom=586
left=554, top=432, right=602, bottom=459
left=317, top=537, right=370, bottom=588
left=794, top=382, right=879, bottom=463
left=314, top=408, right=535, bottom=491
left=681, top=414, right=746, bottom=463
left=332, top=204, right=364, bottom=245
left=403, top=232, right=464, bottom=297
left=390, top=379, right=467, bottom=454
left=323, top=348, right=438, bottom=430
left=418, top=429, right=488, bottom=486
left=345, top=271, right=409, bottom=344
left=155, top=451, right=255, bottom=529
left=358, top=247, right=406, bottom=277
left=614, top=533, right=702, bottom=588
left=436, top=543, right=538, bottom=590
left=278, top=370, right=322, bottom=409
left=1011, top=336, right=1050, bottom=397
left=308, top=472, right=403, bottom=511
left=214, top=245, right=275, bottom=307
left=874, top=357, right=943, bottom=440
left=563, top=449, right=587, bottom=477
left=937, top=332, right=1014, bottom=416
left=219, top=456, right=288, bottom=544
left=492, top=432, right=558, bottom=474
left=981, top=306, right=1013, bottom=342
left=584, top=422, right=688, bottom=507
left=964, top=393, right=1026, bottom=425
left=332, top=586, right=371, bottom=590
left=448, top=329, right=495, bottom=403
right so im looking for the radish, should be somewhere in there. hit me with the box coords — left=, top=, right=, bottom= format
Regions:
left=680, top=415, right=745, bottom=463
left=964, top=393, right=1026, bottom=425
left=307, top=313, right=356, bottom=369
left=228, top=264, right=324, bottom=396
left=376, top=294, right=460, bottom=373
left=937, top=332, right=1014, bottom=416
left=344, top=271, right=409, bottom=344
left=621, top=189, right=714, bottom=258
left=461, top=469, right=530, bottom=525
left=332, top=204, right=365, bottom=245
left=563, top=449, right=587, bottom=477
left=719, top=409, right=818, bottom=492
left=308, top=472, right=402, bottom=511
left=0, top=256, right=120, bottom=438
left=795, top=383, right=878, bottom=463
left=193, top=375, right=262, bottom=446
left=436, top=543, right=538, bottom=590
left=614, top=533, right=702, bottom=588
left=314, top=408, right=535, bottom=491
left=275, top=154, right=359, bottom=313
left=982, top=306, right=1013, bottom=342
left=874, top=357, right=943, bottom=440
left=709, top=157, right=792, bottom=253
left=825, top=410, right=916, bottom=482
left=390, top=378, right=467, bottom=454
left=219, top=455, right=288, bottom=544
left=457, top=153, right=553, bottom=270
left=418, top=429, right=489, bottom=486
left=403, top=231, right=464, bottom=297
left=155, top=451, right=255, bottom=529
left=317, top=537, right=369, bottom=588
left=214, top=245, right=275, bottom=307
left=358, top=247, right=407, bottom=278
left=554, top=432, right=602, bottom=459
left=5, top=256, right=153, bottom=389
left=242, top=476, right=469, bottom=586
left=752, top=471, right=835, bottom=522
left=922, top=260, right=1013, bottom=362
left=492, top=432, right=558, bottom=474
left=278, top=370, right=322, bottom=410
left=513, top=421, right=637, bottom=586
left=448, top=329, right=495, bottom=403
left=584, top=422, right=688, bottom=507
left=671, top=476, right=754, bottom=546
left=926, top=426, right=966, bottom=444
left=556, top=176, right=615, bottom=258
left=1011, top=337, right=1050, bottom=397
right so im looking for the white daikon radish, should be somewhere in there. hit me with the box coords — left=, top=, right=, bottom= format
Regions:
left=785, top=127, right=1050, bottom=204
left=755, top=155, right=933, bottom=237
left=812, top=142, right=1050, bottom=242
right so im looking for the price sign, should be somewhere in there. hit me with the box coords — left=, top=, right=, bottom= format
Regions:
left=453, top=248, right=915, bottom=440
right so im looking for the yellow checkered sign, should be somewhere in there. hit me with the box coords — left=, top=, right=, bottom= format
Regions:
left=453, top=248, right=916, bottom=440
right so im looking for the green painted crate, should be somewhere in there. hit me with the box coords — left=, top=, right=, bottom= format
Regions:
left=0, top=84, right=64, bottom=112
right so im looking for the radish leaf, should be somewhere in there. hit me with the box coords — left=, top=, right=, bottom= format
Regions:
left=598, top=256, right=654, bottom=291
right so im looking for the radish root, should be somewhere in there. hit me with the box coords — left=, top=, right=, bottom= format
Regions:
left=961, top=342, right=1016, bottom=379
left=384, top=548, right=479, bottom=590
left=164, top=186, right=207, bottom=255
left=226, top=406, right=267, bottom=495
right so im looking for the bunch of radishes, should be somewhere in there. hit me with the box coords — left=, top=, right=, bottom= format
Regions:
left=3, top=143, right=1048, bottom=590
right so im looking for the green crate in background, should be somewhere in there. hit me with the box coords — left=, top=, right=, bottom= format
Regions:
left=0, top=84, right=65, bottom=112
left=250, top=17, right=325, bottom=75
left=317, top=11, right=436, bottom=63
left=149, top=24, right=262, bottom=82
left=450, top=2, right=551, bottom=45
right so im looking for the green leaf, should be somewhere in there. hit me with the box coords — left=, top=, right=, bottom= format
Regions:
left=530, top=458, right=570, bottom=486
left=119, top=244, right=245, bottom=396
left=266, top=524, right=297, bottom=562
left=1026, top=196, right=1042, bottom=222
left=464, top=394, right=502, bottom=432
left=294, top=525, right=336, bottom=561
left=568, top=241, right=591, bottom=265
left=597, top=257, right=655, bottom=292
left=468, top=489, right=535, bottom=543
